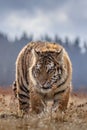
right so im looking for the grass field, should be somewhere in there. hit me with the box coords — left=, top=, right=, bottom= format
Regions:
left=0, top=87, right=87, bottom=130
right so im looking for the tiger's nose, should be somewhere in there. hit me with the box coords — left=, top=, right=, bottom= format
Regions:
left=40, top=75, right=48, bottom=86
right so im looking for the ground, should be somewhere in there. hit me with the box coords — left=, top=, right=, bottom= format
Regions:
left=0, top=86, right=87, bottom=130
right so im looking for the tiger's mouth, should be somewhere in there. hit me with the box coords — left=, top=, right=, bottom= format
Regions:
left=40, top=81, right=52, bottom=90
left=41, top=85, right=51, bottom=90
left=35, top=80, right=53, bottom=93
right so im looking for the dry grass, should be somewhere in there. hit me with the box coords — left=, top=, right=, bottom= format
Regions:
left=0, top=87, right=87, bottom=130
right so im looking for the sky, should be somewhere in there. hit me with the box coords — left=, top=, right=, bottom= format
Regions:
left=0, top=0, right=87, bottom=41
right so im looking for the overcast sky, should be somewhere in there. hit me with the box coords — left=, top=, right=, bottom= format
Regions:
left=0, top=0, right=87, bottom=41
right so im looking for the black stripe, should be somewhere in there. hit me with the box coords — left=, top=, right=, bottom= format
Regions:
left=19, top=99, right=29, bottom=105
left=18, top=93, right=29, bottom=99
left=54, top=89, right=65, bottom=96
left=13, top=86, right=17, bottom=91
left=22, top=47, right=30, bottom=85
left=20, top=77, right=29, bottom=93
left=19, top=100, right=29, bottom=110
left=20, top=85, right=29, bottom=93
left=58, top=76, right=68, bottom=88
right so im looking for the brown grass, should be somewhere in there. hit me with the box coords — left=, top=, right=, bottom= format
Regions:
left=0, top=86, right=87, bottom=130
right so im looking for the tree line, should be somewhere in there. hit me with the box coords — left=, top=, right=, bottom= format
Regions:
left=0, top=32, right=87, bottom=49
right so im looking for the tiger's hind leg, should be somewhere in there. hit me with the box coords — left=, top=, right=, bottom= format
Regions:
left=17, top=85, right=30, bottom=117
left=12, top=81, right=17, bottom=98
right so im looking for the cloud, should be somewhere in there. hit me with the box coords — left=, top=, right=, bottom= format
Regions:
left=0, top=0, right=64, bottom=15
left=0, top=0, right=87, bottom=41
left=0, top=7, right=69, bottom=39
left=0, top=10, right=52, bottom=39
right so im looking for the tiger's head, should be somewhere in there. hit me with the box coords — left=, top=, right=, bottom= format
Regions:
left=30, top=48, right=67, bottom=93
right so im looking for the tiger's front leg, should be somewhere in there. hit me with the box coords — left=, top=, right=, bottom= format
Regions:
left=17, top=85, right=30, bottom=117
left=30, top=90, right=46, bottom=114
left=52, top=87, right=70, bottom=120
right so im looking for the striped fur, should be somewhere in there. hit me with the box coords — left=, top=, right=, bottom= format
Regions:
left=13, top=41, right=72, bottom=115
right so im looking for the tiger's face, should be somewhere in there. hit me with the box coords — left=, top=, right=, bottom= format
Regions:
left=32, top=49, right=65, bottom=93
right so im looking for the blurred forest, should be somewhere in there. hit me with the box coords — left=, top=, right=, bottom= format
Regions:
left=0, top=32, right=87, bottom=91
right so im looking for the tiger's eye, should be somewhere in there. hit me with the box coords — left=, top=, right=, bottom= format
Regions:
left=36, top=64, right=41, bottom=69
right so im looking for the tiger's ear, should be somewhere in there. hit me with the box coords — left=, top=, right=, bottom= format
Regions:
left=56, top=48, right=63, bottom=61
left=32, top=49, right=40, bottom=59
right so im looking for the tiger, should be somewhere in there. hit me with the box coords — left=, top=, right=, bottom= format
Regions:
left=13, top=41, right=72, bottom=116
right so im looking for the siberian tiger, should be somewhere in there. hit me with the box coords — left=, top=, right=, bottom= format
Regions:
left=13, top=41, right=72, bottom=116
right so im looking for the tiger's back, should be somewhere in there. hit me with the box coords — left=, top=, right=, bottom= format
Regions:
left=14, top=41, right=72, bottom=115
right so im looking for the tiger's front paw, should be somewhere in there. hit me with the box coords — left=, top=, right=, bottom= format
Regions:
left=52, top=103, right=64, bottom=121
left=52, top=108, right=64, bottom=121
left=18, top=110, right=24, bottom=118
